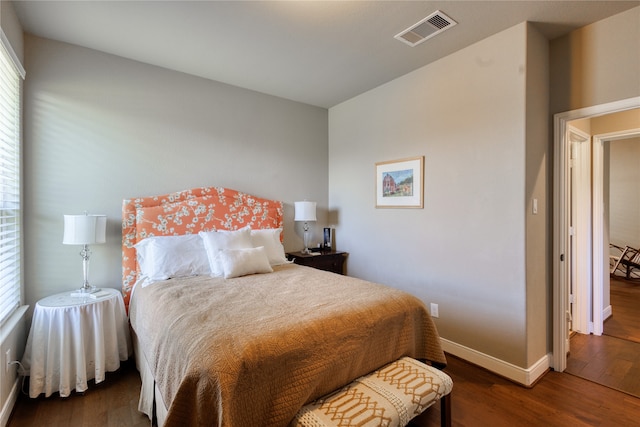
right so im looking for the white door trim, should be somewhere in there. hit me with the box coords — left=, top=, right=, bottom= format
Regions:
left=552, top=96, right=640, bottom=372
left=569, top=126, right=592, bottom=335
left=592, top=134, right=604, bottom=336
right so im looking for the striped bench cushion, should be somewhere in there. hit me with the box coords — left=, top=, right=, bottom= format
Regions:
left=292, top=357, right=453, bottom=427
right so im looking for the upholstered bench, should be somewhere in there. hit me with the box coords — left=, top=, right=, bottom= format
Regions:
left=292, top=357, right=453, bottom=427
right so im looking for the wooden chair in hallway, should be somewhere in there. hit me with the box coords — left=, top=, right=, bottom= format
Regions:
left=611, top=244, right=640, bottom=280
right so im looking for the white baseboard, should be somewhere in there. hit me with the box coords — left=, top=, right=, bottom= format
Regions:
left=0, top=378, right=19, bottom=427
left=603, top=304, right=612, bottom=321
left=440, top=338, right=550, bottom=386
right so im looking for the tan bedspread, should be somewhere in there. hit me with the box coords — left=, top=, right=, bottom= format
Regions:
left=129, top=263, right=445, bottom=427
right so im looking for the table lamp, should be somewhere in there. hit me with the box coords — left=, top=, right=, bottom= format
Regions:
left=294, top=201, right=316, bottom=254
left=63, top=213, right=107, bottom=294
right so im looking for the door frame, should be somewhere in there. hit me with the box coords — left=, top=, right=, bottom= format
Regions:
left=552, top=96, right=640, bottom=372
left=568, top=126, right=592, bottom=335
left=592, top=128, right=640, bottom=335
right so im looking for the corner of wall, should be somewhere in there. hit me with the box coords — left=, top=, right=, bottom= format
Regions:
left=524, top=21, right=551, bottom=366
left=0, top=0, right=24, bottom=65
left=441, top=338, right=551, bottom=386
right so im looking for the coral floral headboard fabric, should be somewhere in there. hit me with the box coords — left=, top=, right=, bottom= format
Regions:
left=122, top=187, right=283, bottom=309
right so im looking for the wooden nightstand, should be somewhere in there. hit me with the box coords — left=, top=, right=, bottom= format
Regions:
left=286, top=251, right=348, bottom=275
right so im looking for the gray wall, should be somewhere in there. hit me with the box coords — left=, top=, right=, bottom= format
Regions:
left=609, top=136, right=640, bottom=249
left=550, top=6, right=640, bottom=113
left=0, top=0, right=23, bottom=63
left=22, top=35, right=328, bottom=307
left=524, top=23, right=550, bottom=367
left=329, top=22, right=542, bottom=368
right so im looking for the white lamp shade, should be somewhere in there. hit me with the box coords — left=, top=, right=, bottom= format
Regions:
left=63, top=214, right=107, bottom=245
left=294, top=201, right=317, bottom=222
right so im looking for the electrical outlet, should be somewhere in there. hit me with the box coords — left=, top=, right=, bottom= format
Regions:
left=5, top=349, right=11, bottom=373
left=430, top=303, right=439, bottom=318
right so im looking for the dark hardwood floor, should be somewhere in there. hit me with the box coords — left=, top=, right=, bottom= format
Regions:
left=604, top=276, right=640, bottom=343
left=8, top=353, right=640, bottom=427
left=565, top=333, right=640, bottom=397
left=564, top=276, right=640, bottom=397
left=7, top=360, right=148, bottom=427
left=411, top=354, right=640, bottom=427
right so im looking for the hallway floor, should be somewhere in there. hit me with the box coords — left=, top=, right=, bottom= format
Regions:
left=565, top=276, right=640, bottom=397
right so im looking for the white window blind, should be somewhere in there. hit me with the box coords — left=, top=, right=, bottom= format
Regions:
left=0, top=30, right=24, bottom=325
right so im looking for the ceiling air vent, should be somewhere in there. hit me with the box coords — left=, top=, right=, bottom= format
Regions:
left=394, top=10, right=457, bottom=47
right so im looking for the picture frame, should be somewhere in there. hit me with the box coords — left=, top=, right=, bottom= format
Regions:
left=375, top=156, right=424, bottom=208
left=323, top=227, right=332, bottom=249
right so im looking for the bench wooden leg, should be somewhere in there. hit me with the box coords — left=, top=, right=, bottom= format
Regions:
left=440, top=393, right=451, bottom=427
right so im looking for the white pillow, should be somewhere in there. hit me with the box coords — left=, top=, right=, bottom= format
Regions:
left=250, top=228, right=288, bottom=266
left=218, top=246, right=273, bottom=279
left=134, top=234, right=210, bottom=282
left=199, top=227, right=253, bottom=277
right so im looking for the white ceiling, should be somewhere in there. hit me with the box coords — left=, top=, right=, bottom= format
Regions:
left=12, top=1, right=639, bottom=108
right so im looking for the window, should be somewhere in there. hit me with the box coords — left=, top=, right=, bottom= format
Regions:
left=0, top=30, right=25, bottom=325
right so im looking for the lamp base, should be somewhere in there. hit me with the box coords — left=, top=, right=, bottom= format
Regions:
left=302, top=225, right=312, bottom=255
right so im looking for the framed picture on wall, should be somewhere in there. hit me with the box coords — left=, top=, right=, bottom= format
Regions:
left=375, top=156, right=424, bottom=208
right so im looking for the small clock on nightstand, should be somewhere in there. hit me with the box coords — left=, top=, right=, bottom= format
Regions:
left=286, top=251, right=348, bottom=275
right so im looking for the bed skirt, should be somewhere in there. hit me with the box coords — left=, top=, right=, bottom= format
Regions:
left=133, top=328, right=169, bottom=426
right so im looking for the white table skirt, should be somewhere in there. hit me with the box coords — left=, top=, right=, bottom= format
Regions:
left=22, top=288, right=132, bottom=398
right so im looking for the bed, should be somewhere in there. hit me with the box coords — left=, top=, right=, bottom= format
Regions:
left=123, top=186, right=446, bottom=426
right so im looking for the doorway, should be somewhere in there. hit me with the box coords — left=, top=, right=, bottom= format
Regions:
left=553, top=97, right=640, bottom=372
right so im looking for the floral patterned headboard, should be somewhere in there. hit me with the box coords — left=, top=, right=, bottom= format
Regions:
left=122, top=186, right=283, bottom=309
